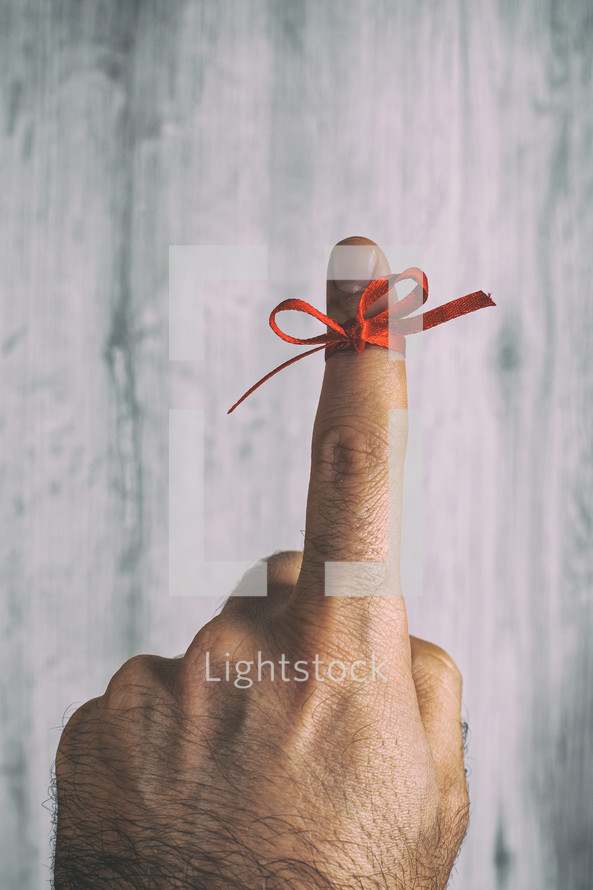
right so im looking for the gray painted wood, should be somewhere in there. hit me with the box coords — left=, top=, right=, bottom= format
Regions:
left=1, top=1, right=591, bottom=887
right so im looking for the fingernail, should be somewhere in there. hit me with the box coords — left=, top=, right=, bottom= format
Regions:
left=328, top=243, right=379, bottom=293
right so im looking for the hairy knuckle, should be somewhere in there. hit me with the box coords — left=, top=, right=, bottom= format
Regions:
left=314, top=421, right=389, bottom=486
left=103, top=655, right=157, bottom=710
left=179, top=616, right=255, bottom=696
left=189, top=615, right=253, bottom=657
left=58, top=698, right=97, bottom=747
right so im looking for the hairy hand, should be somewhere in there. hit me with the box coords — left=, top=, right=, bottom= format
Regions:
left=54, top=238, right=469, bottom=890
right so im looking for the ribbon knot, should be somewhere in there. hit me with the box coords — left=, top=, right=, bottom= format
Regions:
left=228, top=267, right=495, bottom=414
left=343, top=317, right=368, bottom=353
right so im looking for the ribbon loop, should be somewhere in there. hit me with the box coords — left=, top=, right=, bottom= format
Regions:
left=228, top=268, right=495, bottom=414
left=269, top=298, right=347, bottom=346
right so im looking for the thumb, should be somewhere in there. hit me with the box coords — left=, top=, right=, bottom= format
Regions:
left=410, top=636, right=468, bottom=804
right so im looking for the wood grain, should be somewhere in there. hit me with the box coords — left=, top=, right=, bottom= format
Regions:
left=1, top=1, right=591, bottom=887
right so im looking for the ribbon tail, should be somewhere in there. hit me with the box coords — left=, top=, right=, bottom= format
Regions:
left=394, top=291, right=496, bottom=335
left=228, top=344, right=327, bottom=414
left=422, top=291, right=495, bottom=330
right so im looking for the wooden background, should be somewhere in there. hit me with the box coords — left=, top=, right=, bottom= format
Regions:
left=1, top=0, right=592, bottom=887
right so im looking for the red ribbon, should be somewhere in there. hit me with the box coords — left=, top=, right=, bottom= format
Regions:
left=228, top=267, right=495, bottom=414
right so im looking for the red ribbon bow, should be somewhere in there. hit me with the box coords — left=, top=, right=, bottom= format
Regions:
left=228, top=267, right=495, bottom=414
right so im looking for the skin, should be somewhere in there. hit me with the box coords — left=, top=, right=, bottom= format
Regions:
left=54, top=237, right=470, bottom=889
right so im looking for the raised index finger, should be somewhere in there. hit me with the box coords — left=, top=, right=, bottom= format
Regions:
left=295, top=236, right=409, bottom=621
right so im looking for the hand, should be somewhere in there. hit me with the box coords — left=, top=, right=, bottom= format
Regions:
left=54, top=236, right=469, bottom=890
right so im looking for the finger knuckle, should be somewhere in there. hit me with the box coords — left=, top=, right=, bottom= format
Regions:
left=314, top=421, right=389, bottom=487
left=189, top=615, right=252, bottom=656
left=103, top=655, right=157, bottom=711
left=179, top=616, right=255, bottom=691
left=264, top=550, right=303, bottom=588
left=58, top=698, right=96, bottom=744
left=418, top=641, right=463, bottom=685
left=265, top=549, right=304, bottom=570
